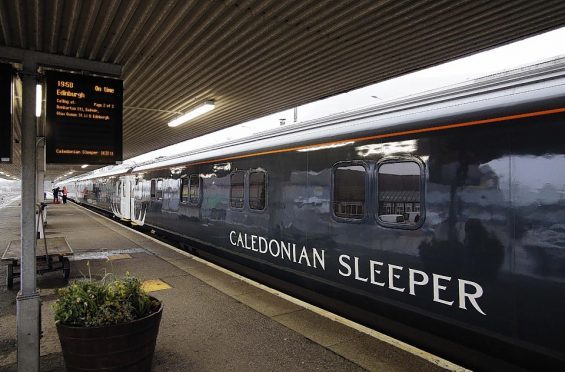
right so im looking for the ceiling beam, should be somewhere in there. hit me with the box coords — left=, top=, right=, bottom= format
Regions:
left=0, top=46, right=122, bottom=76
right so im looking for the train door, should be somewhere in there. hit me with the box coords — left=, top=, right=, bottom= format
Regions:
left=120, top=175, right=135, bottom=220
left=131, top=176, right=147, bottom=226
left=128, top=175, right=136, bottom=221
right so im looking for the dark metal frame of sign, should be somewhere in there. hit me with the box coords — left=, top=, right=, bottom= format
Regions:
left=45, top=70, right=123, bottom=164
left=0, top=63, right=12, bottom=163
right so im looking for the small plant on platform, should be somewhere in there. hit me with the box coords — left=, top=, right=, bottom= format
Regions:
left=53, top=270, right=160, bottom=327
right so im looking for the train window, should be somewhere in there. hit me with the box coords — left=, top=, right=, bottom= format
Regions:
left=134, top=178, right=142, bottom=200
left=377, top=160, right=424, bottom=228
left=230, top=171, right=245, bottom=209
left=156, top=179, right=163, bottom=200
left=189, top=174, right=201, bottom=204
left=150, top=180, right=156, bottom=198
left=333, top=163, right=367, bottom=220
left=249, top=171, right=266, bottom=210
left=180, top=178, right=189, bottom=203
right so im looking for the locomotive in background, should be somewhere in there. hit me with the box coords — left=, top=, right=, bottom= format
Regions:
left=64, top=58, right=565, bottom=370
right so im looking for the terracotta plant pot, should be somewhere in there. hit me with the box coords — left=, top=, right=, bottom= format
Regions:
left=56, top=300, right=163, bottom=372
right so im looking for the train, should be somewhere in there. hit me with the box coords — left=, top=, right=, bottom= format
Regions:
left=63, top=58, right=565, bottom=371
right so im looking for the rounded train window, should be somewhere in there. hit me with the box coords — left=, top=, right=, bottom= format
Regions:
left=230, top=171, right=245, bottom=209
left=249, top=171, right=266, bottom=210
left=180, top=177, right=189, bottom=203
left=189, top=174, right=201, bottom=205
left=376, top=159, right=424, bottom=228
left=332, top=163, right=367, bottom=220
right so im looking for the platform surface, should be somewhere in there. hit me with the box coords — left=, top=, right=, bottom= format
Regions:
left=0, top=201, right=465, bottom=372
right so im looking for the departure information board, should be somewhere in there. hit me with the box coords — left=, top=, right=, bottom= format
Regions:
left=0, top=63, right=12, bottom=163
left=46, top=70, right=123, bottom=164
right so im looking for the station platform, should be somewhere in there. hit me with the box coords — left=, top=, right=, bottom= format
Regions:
left=0, top=200, right=467, bottom=371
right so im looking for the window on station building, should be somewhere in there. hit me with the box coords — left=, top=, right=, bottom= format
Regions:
left=333, top=163, right=367, bottom=220
left=230, top=171, right=245, bottom=209
left=249, top=171, right=266, bottom=210
left=377, top=160, right=423, bottom=228
left=189, top=174, right=201, bottom=204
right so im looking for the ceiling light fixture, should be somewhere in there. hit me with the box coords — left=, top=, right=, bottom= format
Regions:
left=168, top=100, right=215, bottom=128
left=35, top=84, right=42, bottom=117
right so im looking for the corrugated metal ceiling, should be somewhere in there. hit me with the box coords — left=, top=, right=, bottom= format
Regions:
left=1, top=0, right=565, bottom=180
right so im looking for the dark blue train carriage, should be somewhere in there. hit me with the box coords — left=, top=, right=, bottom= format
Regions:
left=69, top=59, right=565, bottom=371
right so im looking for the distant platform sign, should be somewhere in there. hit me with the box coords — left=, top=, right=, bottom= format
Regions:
left=0, top=63, right=12, bottom=163
left=46, top=70, right=123, bottom=164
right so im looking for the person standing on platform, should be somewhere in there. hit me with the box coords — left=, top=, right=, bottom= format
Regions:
left=62, top=186, right=68, bottom=204
left=53, top=186, right=60, bottom=203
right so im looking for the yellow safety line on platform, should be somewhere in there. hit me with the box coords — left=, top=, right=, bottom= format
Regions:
left=141, top=279, right=172, bottom=293
left=107, top=253, right=132, bottom=261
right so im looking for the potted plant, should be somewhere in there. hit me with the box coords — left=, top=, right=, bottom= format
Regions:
left=53, top=273, right=163, bottom=372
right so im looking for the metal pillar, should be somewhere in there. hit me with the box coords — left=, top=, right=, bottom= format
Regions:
left=17, top=58, right=40, bottom=371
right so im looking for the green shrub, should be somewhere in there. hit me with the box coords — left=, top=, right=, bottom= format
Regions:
left=53, top=273, right=160, bottom=327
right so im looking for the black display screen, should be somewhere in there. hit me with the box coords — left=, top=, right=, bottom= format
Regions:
left=46, top=70, right=123, bottom=164
left=0, top=63, right=12, bottom=163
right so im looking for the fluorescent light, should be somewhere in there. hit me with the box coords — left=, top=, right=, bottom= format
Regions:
left=35, top=84, right=42, bottom=117
left=81, top=164, right=89, bottom=168
left=168, top=100, right=215, bottom=127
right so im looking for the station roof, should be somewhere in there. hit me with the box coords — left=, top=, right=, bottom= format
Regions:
left=1, top=0, right=565, bottom=180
